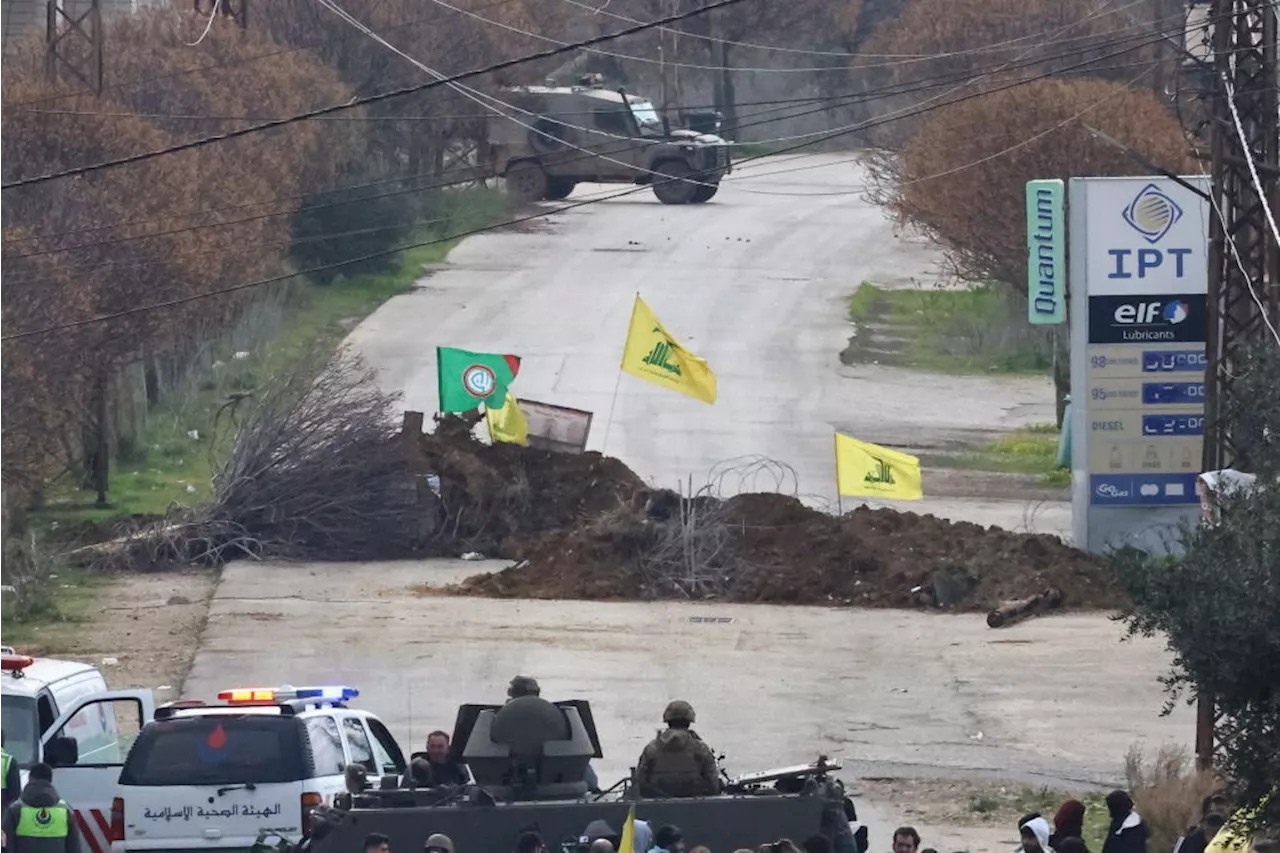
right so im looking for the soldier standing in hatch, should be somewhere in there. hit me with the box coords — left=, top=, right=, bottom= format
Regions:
left=634, top=701, right=720, bottom=798
left=503, top=675, right=601, bottom=793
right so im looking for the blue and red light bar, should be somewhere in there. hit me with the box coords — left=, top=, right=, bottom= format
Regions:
left=217, top=685, right=359, bottom=704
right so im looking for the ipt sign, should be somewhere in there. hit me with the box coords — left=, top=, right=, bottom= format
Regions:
left=1068, top=174, right=1210, bottom=555
left=1088, top=181, right=1208, bottom=295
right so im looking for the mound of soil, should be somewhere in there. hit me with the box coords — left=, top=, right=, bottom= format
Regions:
left=422, top=416, right=1117, bottom=612
left=264, top=412, right=1112, bottom=612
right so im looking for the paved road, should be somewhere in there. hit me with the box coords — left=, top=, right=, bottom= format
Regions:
left=348, top=155, right=1068, bottom=537
left=186, top=562, right=1190, bottom=822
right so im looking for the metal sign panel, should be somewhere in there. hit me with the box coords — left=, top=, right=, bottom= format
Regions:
left=518, top=399, right=594, bottom=454
left=1068, top=176, right=1210, bottom=553
left=1025, top=179, right=1066, bottom=324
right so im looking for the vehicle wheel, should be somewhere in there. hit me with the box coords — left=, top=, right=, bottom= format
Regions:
left=690, top=183, right=719, bottom=203
left=652, top=161, right=699, bottom=205
left=505, top=160, right=549, bottom=201
left=545, top=178, right=577, bottom=200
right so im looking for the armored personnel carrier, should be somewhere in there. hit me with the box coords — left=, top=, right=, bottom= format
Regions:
left=487, top=77, right=732, bottom=205
left=289, top=696, right=864, bottom=853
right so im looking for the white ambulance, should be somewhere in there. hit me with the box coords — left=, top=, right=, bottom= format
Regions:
left=113, top=684, right=406, bottom=852
left=1, top=649, right=155, bottom=853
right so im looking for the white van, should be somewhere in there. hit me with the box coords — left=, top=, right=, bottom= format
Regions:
left=115, top=684, right=406, bottom=852
left=1, top=649, right=155, bottom=853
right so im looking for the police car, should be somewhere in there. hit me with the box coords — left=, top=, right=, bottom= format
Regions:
left=113, top=684, right=406, bottom=852
left=1, top=649, right=155, bottom=853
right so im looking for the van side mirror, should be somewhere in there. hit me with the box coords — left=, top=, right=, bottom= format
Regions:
left=45, top=736, right=79, bottom=767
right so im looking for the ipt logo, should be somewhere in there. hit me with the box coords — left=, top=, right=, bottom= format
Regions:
left=1122, top=183, right=1184, bottom=244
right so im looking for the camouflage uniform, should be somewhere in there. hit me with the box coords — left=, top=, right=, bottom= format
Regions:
left=634, top=701, right=720, bottom=798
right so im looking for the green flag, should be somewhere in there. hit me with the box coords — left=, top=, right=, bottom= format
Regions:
left=436, top=346, right=522, bottom=412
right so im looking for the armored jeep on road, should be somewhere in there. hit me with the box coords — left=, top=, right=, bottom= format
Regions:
left=488, top=81, right=732, bottom=205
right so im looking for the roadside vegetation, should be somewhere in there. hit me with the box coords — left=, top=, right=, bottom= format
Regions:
left=918, top=423, right=1069, bottom=487
left=844, top=282, right=1054, bottom=375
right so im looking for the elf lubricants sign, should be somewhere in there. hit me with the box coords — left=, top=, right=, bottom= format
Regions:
left=1067, top=176, right=1210, bottom=554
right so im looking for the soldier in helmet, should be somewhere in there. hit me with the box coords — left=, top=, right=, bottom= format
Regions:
left=503, top=675, right=601, bottom=793
left=507, top=676, right=540, bottom=699
left=634, top=700, right=720, bottom=798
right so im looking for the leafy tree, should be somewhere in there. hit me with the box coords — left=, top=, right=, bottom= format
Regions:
left=864, top=76, right=1191, bottom=419
left=1110, top=343, right=1280, bottom=831
left=289, top=163, right=418, bottom=284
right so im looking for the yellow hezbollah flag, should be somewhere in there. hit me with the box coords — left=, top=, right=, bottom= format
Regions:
left=618, top=805, right=636, bottom=853
left=835, top=432, right=923, bottom=500
left=485, top=392, right=529, bottom=446
left=620, top=295, right=717, bottom=404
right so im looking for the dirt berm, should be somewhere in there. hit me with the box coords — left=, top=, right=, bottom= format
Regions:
left=418, top=418, right=1116, bottom=612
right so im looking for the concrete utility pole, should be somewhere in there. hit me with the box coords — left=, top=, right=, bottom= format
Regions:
left=1196, top=0, right=1279, bottom=770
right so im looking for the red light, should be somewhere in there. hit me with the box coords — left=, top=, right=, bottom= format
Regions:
left=1, top=654, right=34, bottom=671
left=301, top=792, right=323, bottom=836
left=109, top=798, right=125, bottom=843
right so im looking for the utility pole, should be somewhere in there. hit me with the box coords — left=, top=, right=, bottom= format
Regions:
left=46, top=0, right=104, bottom=95
left=1196, top=0, right=1279, bottom=770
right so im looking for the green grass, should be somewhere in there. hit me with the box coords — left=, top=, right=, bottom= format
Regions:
left=0, top=566, right=106, bottom=651
left=845, top=281, right=1055, bottom=375
left=924, top=424, right=1070, bottom=487
left=29, top=213, right=492, bottom=532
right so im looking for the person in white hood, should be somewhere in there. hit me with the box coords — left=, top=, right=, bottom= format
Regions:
left=1020, top=816, right=1055, bottom=853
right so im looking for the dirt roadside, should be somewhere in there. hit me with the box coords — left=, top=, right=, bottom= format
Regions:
left=12, top=569, right=219, bottom=696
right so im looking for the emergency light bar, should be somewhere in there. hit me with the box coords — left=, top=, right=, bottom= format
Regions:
left=1, top=653, right=35, bottom=671
left=217, top=685, right=359, bottom=704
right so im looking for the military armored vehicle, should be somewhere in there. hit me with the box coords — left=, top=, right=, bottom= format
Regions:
left=283, top=696, right=864, bottom=853
left=488, top=78, right=732, bottom=205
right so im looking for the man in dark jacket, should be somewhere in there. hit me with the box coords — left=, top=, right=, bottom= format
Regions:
left=409, top=731, right=470, bottom=787
left=1, top=764, right=80, bottom=853
left=1102, top=790, right=1148, bottom=853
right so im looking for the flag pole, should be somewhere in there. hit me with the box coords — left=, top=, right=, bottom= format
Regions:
left=600, top=293, right=638, bottom=454
left=834, top=432, right=844, bottom=516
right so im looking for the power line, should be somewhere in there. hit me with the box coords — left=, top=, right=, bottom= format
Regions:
left=5, top=16, right=1190, bottom=252
left=1, top=25, right=1194, bottom=341
left=1, top=0, right=528, bottom=109
left=1, top=0, right=755, bottom=190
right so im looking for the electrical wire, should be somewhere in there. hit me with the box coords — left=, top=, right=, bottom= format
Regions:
left=5, top=11, right=1195, bottom=251
left=2, top=0, right=755, bottom=190
left=425, top=0, right=1159, bottom=74
left=1207, top=76, right=1280, bottom=347
left=556, top=0, right=1155, bottom=63
left=1, top=25, right=1197, bottom=340
left=1, top=0, right=530, bottom=109
left=182, top=0, right=221, bottom=47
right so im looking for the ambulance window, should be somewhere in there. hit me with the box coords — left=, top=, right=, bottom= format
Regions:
left=37, top=694, right=56, bottom=733
left=365, top=718, right=405, bottom=775
left=0, top=696, right=38, bottom=764
left=305, top=716, right=346, bottom=776
left=342, top=717, right=376, bottom=773
left=48, top=697, right=145, bottom=766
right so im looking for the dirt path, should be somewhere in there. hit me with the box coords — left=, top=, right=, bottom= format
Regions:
left=14, top=569, right=218, bottom=696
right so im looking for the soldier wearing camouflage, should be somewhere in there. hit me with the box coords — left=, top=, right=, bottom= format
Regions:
left=634, top=700, right=721, bottom=798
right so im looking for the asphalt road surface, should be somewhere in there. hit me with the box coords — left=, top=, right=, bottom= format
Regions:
left=348, top=155, right=1068, bottom=538
left=185, top=560, right=1192, bottom=852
